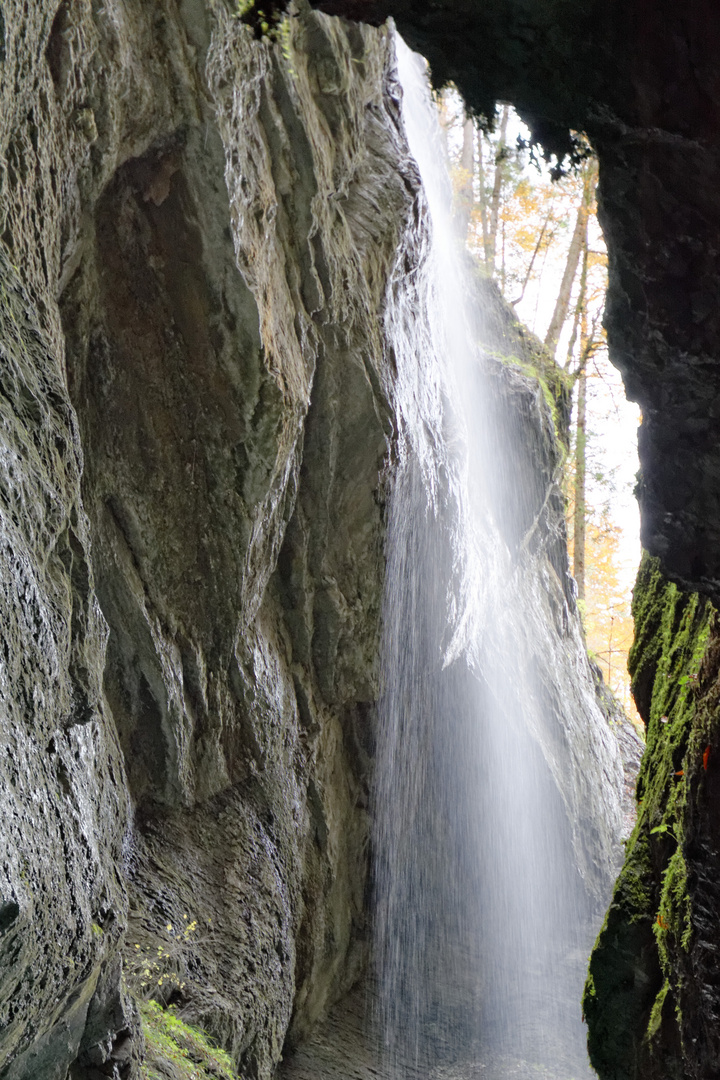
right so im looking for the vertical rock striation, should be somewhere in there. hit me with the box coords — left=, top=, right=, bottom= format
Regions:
left=0, top=3, right=416, bottom=1077
left=0, top=1, right=136, bottom=1072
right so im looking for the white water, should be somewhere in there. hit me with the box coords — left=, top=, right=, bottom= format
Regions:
left=372, top=38, right=623, bottom=1078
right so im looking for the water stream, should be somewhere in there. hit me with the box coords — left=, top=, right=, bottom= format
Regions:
left=372, top=37, right=621, bottom=1079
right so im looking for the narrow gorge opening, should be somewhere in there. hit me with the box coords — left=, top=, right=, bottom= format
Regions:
left=8, top=2, right=716, bottom=1079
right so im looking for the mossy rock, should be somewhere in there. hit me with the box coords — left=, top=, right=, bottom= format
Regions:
left=139, top=999, right=237, bottom=1080
left=584, top=554, right=713, bottom=1079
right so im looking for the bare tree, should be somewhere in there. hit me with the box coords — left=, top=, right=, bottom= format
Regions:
left=568, top=228, right=603, bottom=604
left=573, top=345, right=588, bottom=601
left=511, top=210, right=553, bottom=306
left=454, top=115, right=475, bottom=242
left=475, top=126, right=491, bottom=263
left=544, top=159, right=597, bottom=357
left=487, top=104, right=510, bottom=274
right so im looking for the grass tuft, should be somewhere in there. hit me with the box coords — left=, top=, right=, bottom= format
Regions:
left=139, top=998, right=237, bottom=1080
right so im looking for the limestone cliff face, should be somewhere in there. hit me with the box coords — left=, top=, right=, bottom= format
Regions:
left=0, top=4, right=414, bottom=1077
left=0, top=5, right=628, bottom=1080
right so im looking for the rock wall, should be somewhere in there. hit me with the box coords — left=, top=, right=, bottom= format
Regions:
left=296, top=5, right=720, bottom=1078
left=303, top=0, right=720, bottom=603
left=584, top=558, right=720, bottom=1080
left=0, top=4, right=418, bottom=1077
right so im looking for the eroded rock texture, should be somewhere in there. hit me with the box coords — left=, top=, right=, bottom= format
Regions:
left=0, top=3, right=417, bottom=1077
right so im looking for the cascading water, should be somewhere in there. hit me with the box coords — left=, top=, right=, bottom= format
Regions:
left=373, top=37, right=623, bottom=1078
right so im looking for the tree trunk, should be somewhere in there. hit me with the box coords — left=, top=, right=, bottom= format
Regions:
left=455, top=115, right=475, bottom=242
left=512, top=210, right=551, bottom=306
left=572, top=235, right=590, bottom=603
left=476, top=127, right=490, bottom=265
left=436, top=87, right=452, bottom=158
left=565, top=217, right=590, bottom=369
left=573, top=361, right=587, bottom=603
left=544, top=159, right=597, bottom=357
left=501, top=213, right=507, bottom=295
left=487, top=104, right=510, bottom=274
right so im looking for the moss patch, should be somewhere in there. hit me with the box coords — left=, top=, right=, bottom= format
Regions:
left=468, top=263, right=572, bottom=446
left=487, top=347, right=570, bottom=447
left=139, top=999, right=237, bottom=1080
left=629, top=552, right=710, bottom=736
left=583, top=831, right=659, bottom=1079
left=584, top=554, right=713, bottom=1078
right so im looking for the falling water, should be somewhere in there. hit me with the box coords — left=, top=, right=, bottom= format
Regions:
left=372, top=37, right=622, bottom=1079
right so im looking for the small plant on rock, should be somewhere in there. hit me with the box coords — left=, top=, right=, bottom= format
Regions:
left=126, top=914, right=209, bottom=1002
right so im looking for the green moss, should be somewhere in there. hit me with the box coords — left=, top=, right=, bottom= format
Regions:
left=492, top=349, right=569, bottom=442
left=583, top=895, right=658, bottom=1080
left=139, top=999, right=237, bottom=1080
left=627, top=555, right=709, bottom=866
left=468, top=263, right=572, bottom=447
left=614, top=829, right=655, bottom=921
left=585, top=554, right=713, bottom=1077
left=629, top=553, right=710, bottom=734
left=646, top=978, right=670, bottom=1041
left=657, top=849, right=692, bottom=959
left=234, top=0, right=287, bottom=41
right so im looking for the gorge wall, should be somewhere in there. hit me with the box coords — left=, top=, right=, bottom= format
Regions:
left=0, top=3, right=634, bottom=1079
left=584, top=555, right=717, bottom=1080
left=0, top=3, right=416, bottom=1076
left=4, top=2, right=720, bottom=1080
left=304, top=0, right=720, bottom=601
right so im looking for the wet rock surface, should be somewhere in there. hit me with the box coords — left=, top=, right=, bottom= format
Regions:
left=295, top=6, right=720, bottom=1078
left=279, top=987, right=605, bottom=1080
left=0, top=219, right=132, bottom=1080
left=0, top=3, right=415, bottom=1077
left=281, top=263, right=628, bottom=1079
left=585, top=555, right=714, bottom=1080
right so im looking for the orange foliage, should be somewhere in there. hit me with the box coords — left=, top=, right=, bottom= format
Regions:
left=576, top=508, right=639, bottom=719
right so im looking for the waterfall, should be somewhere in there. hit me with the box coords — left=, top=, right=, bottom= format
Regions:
left=372, top=37, right=622, bottom=1078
